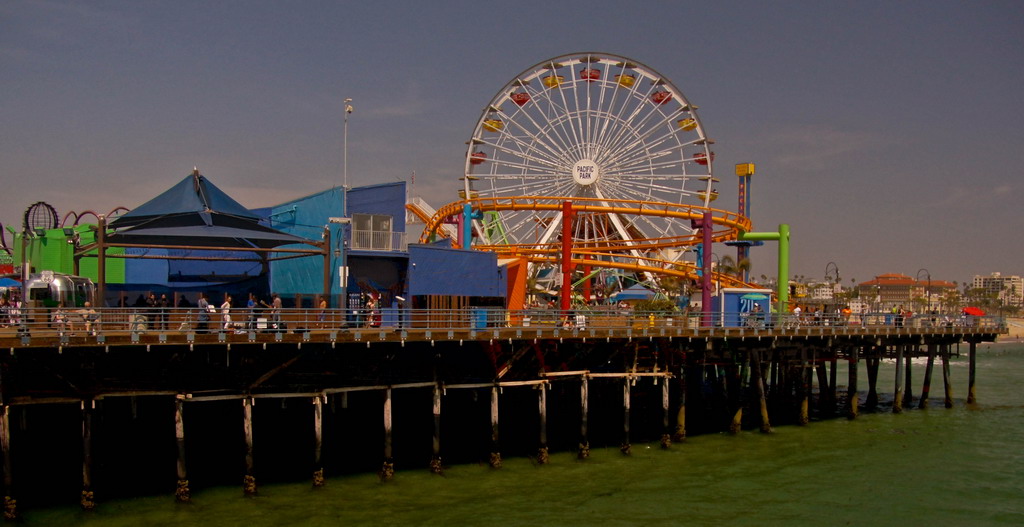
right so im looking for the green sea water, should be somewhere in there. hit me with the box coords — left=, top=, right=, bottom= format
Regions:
left=23, top=344, right=1024, bottom=526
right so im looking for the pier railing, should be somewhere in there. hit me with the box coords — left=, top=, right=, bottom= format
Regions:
left=0, top=305, right=1006, bottom=344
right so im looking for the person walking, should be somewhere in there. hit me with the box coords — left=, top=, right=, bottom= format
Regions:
left=221, top=295, right=233, bottom=331
left=196, top=293, right=210, bottom=333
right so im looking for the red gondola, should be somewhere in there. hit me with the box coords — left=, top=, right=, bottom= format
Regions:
left=511, top=92, right=530, bottom=106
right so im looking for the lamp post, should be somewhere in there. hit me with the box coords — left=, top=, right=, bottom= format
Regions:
left=916, top=268, right=931, bottom=312
left=825, top=261, right=840, bottom=306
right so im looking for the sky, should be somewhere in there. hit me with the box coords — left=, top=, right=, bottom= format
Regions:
left=2, top=0, right=1022, bottom=287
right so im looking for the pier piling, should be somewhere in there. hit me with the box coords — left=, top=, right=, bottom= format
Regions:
left=847, top=347, right=859, bottom=419
left=81, top=399, right=95, bottom=510
left=537, top=384, right=549, bottom=463
left=243, top=398, right=256, bottom=495
left=430, top=384, right=442, bottom=474
left=174, top=396, right=190, bottom=502
left=967, top=342, right=978, bottom=404
left=578, top=377, right=590, bottom=459
left=621, top=378, right=631, bottom=455
left=893, top=345, right=905, bottom=414
left=313, top=396, right=324, bottom=486
left=380, top=388, right=394, bottom=480
left=941, top=345, right=954, bottom=409
left=489, top=386, right=501, bottom=467
left=920, top=344, right=936, bottom=409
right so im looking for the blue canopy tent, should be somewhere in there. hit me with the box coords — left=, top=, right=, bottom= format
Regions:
left=611, top=284, right=658, bottom=302
left=75, top=168, right=329, bottom=305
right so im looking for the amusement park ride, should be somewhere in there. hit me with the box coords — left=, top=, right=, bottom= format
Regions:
left=418, top=53, right=791, bottom=313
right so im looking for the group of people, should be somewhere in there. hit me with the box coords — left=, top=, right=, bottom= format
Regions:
left=193, top=292, right=283, bottom=333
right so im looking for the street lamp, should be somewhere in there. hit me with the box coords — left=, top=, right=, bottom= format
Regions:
left=916, top=268, right=931, bottom=312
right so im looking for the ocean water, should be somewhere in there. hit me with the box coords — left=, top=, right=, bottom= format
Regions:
left=23, top=344, right=1024, bottom=526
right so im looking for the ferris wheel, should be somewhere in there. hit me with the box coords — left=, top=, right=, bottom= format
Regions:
left=463, top=52, right=717, bottom=271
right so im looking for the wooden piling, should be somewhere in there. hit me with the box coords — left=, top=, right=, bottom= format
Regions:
left=313, top=396, right=325, bottom=486
left=751, top=349, right=771, bottom=433
left=579, top=376, right=590, bottom=459
left=797, top=349, right=809, bottom=425
left=728, top=360, right=743, bottom=434
left=1, top=405, right=16, bottom=521
left=429, top=384, right=442, bottom=474
left=243, top=398, right=257, bottom=494
left=903, top=351, right=914, bottom=408
left=621, top=377, right=631, bottom=455
left=829, top=355, right=838, bottom=415
left=967, top=341, right=977, bottom=404
left=81, top=399, right=95, bottom=510
left=489, top=386, right=501, bottom=467
left=174, top=396, right=190, bottom=502
left=919, top=343, right=936, bottom=409
left=941, top=344, right=954, bottom=408
left=672, top=363, right=686, bottom=443
left=815, top=361, right=830, bottom=417
left=380, top=388, right=395, bottom=480
left=865, top=352, right=880, bottom=410
left=893, top=345, right=904, bottom=414
left=846, top=347, right=859, bottom=420
left=537, top=384, right=549, bottom=463
left=660, top=375, right=671, bottom=448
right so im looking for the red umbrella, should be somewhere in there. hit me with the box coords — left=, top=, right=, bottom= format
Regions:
left=962, top=307, right=985, bottom=316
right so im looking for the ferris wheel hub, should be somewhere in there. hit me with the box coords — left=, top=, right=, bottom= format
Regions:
left=572, top=159, right=600, bottom=186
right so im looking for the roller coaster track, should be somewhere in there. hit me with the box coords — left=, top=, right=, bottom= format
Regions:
left=417, top=196, right=756, bottom=287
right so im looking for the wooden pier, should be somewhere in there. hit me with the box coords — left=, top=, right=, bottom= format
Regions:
left=0, top=312, right=1006, bottom=517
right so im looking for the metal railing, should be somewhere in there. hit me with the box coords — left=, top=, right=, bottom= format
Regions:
left=0, top=306, right=1006, bottom=340
left=350, top=230, right=407, bottom=251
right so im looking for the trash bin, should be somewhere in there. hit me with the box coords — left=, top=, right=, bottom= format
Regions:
left=471, top=309, right=488, bottom=330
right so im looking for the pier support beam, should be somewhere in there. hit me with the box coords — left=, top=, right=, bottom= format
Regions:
left=919, top=344, right=936, bottom=409
left=313, top=396, right=325, bottom=486
left=941, top=345, right=954, bottom=408
left=865, top=352, right=880, bottom=410
left=660, top=375, right=671, bottom=449
left=751, top=349, right=771, bottom=433
left=243, top=398, right=257, bottom=495
left=1, top=405, right=16, bottom=521
left=728, top=362, right=743, bottom=434
left=81, top=399, right=95, bottom=510
left=672, top=362, right=686, bottom=442
left=174, top=396, right=190, bottom=502
left=797, top=349, right=810, bottom=426
left=537, top=384, right=549, bottom=463
left=430, top=384, right=442, bottom=474
left=967, top=341, right=978, bottom=404
left=579, top=377, right=590, bottom=459
left=489, top=386, right=501, bottom=468
left=621, top=378, right=631, bottom=455
left=846, top=347, right=859, bottom=420
left=380, top=388, right=395, bottom=480
left=829, top=355, right=838, bottom=415
left=893, top=345, right=905, bottom=414
left=903, top=350, right=914, bottom=408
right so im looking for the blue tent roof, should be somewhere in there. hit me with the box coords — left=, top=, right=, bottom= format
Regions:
left=611, top=284, right=657, bottom=301
left=105, top=169, right=316, bottom=250
left=110, top=169, right=261, bottom=229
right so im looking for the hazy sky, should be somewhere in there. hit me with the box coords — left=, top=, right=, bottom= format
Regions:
left=2, top=1, right=1022, bottom=286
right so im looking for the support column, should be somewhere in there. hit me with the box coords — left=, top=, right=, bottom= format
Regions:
left=489, top=386, right=501, bottom=468
left=81, top=399, right=95, bottom=510
left=380, top=388, right=395, bottom=480
left=865, top=352, right=880, bottom=410
left=941, top=345, right=954, bottom=409
left=846, top=347, right=859, bottom=420
left=751, top=349, right=772, bottom=433
left=537, top=384, right=549, bottom=464
left=893, top=345, right=905, bottom=414
left=829, top=355, right=838, bottom=415
left=815, top=361, right=830, bottom=417
left=728, top=361, right=743, bottom=434
left=175, top=396, right=190, bottom=502
left=243, top=398, right=257, bottom=495
left=967, top=341, right=978, bottom=404
left=903, top=349, right=914, bottom=408
left=621, top=377, right=631, bottom=455
left=313, top=396, right=325, bottom=487
left=660, top=375, right=672, bottom=449
left=578, top=376, right=590, bottom=459
left=1, top=406, right=16, bottom=521
left=560, top=200, right=574, bottom=313
left=672, top=360, right=687, bottom=442
left=797, top=349, right=809, bottom=425
left=919, top=344, right=936, bottom=409
left=430, top=384, right=442, bottom=474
